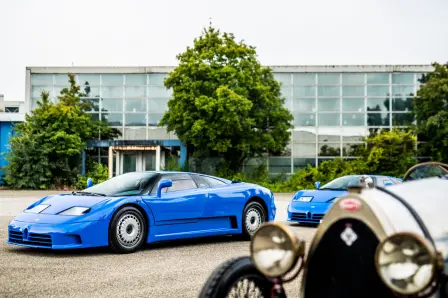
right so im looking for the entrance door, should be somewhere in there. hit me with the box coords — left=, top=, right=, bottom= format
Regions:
left=122, top=153, right=137, bottom=174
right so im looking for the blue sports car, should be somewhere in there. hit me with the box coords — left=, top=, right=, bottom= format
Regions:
left=286, top=174, right=401, bottom=224
left=7, top=171, right=276, bottom=253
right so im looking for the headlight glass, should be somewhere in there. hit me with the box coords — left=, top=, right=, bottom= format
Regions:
left=251, top=223, right=297, bottom=277
left=297, top=196, right=313, bottom=202
left=376, top=233, right=435, bottom=295
left=58, top=207, right=90, bottom=216
left=24, top=204, right=50, bottom=213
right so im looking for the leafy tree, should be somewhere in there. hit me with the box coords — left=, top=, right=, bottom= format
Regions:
left=5, top=74, right=120, bottom=189
left=412, top=62, right=448, bottom=162
left=159, top=24, right=293, bottom=172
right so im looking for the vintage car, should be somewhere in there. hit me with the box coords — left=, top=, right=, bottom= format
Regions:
left=199, top=162, right=448, bottom=298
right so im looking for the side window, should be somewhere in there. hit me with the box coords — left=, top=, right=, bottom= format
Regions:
left=166, top=179, right=198, bottom=193
left=191, top=175, right=210, bottom=188
left=203, top=176, right=227, bottom=187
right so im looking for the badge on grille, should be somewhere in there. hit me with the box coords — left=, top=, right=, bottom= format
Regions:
left=340, top=226, right=358, bottom=246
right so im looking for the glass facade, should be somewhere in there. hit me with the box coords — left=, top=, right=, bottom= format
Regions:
left=28, top=68, right=427, bottom=175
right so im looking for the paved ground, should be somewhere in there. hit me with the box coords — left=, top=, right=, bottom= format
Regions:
left=0, top=191, right=317, bottom=298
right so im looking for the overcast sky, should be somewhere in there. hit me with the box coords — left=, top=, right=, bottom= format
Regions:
left=0, top=0, right=447, bottom=102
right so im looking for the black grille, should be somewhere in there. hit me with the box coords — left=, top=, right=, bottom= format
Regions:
left=291, top=212, right=323, bottom=223
left=8, top=230, right=52, bottom=247
left=303, top=218, right=395, bottom=298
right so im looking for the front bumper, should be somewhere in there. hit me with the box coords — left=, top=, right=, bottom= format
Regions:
left=7, top=218, right=109, bottom=249
left=286, top=202, right=332, bottom=224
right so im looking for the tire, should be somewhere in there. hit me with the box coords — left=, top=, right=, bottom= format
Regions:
left=242, top=201, right=266, bottom=239
left=108, top=206, right=147, bottom=254
left=198, top=256, right=273, bottom=298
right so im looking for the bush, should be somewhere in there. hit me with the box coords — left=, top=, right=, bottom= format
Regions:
left=75, top=162, right=109, bottom=190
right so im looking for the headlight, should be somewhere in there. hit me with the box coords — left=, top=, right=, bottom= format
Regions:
left=250, top=222, right=305, bottom=277
left=296, top=196, right=313, bottom=202
left=24, top=204, right=50, bottom=213
left=375, top=232, right=437, bottom=295
left=58, top=207, right=90, bottom=216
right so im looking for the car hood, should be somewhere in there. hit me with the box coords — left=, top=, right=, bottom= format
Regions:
left=292, top=189, right=347, bottom=203
left=28, top=194, right=108, bottom=215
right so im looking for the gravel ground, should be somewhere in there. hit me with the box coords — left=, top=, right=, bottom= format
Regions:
left=0, top=191, right=317, bottom=298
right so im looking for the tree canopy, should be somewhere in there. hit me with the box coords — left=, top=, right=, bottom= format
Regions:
left=5, top=74, right=120, bottom=189
left=159, top=25, right=293, bottom=171
left=412, top=62, right=448, bottom=163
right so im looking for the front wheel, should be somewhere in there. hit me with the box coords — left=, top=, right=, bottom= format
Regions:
left=108, top=206, right=147, bottom=253
left=199, top=256, right=273, bottom=298
left=242, top=201, right=266, bottom=238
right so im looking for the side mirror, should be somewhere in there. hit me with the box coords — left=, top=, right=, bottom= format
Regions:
left=384, top=181, right=393, bottom=186
left=86, top=178, right=93, bottom=188
left=314, top=181, right=321, bottom=189
left=157, top=179, right=172, bottom=197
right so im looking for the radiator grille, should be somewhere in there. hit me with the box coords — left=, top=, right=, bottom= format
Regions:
left=8, top=230, right=52, bottom=247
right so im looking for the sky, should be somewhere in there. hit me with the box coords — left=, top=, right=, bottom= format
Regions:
left=0, top=0, right=447, bottom=102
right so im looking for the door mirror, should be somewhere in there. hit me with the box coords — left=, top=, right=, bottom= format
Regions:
left=314, top=181, right=321, bottom=189
left=86, top=178, right=93, bottom=188
left=157, top=179, right=172, bottom=197
left=384, top=181, right=393, bottom=186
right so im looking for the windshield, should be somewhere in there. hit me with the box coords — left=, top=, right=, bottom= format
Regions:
left=320, top=175, right=364, bottom=190
left=80, top=172, right=157, bottom=197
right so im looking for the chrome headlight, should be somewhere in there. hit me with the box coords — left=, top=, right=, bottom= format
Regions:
left=58, top=207, right=90, bottom=216
left=375, top=232, right=438, bottom=295
left=24, top=204, right=50, bottom=213
left=250, top=222, right=305, bottom=277
left=296, top=196, right=313, bottom=202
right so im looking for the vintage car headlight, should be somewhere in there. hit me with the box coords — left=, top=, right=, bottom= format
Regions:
left=250, top=222, right=304, bottom=277
left=58, top=207, right=90, bottom=216
left=375, top=232, right=437, bottom=295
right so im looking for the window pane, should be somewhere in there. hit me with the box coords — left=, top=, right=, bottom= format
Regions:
left=126, top=74, right=146, bottom=85
left=293, top=158, right=316, bottom=170
left=293, top=143, right=316, bottom=157
left=281, top=86, right=292, bottom=98
left=81, top=98, right=99, bottom=112
left=166, top=179, right=197, bottom=192
left=204, top=176, right=227, bottom=186
left=149, top=86, right=171, bottom=98
left=31, top=74, right=53, bottom=85
left=392, top=85, right=414, bottom=97
left=343, top=98, right=364, bottom=112
left=101, top=98, right=123, bottom=112
left=89, top=113, right=99, bottom=121
left=367, top=73, right=389, bottom=84
left=294, top=98, right=315, bottom=112
left=342, top=86, right=364, bottom=96
left=80, top=85, right=100, bottom=98
left=318, top=98, right=340, bottom=112
left=102, top=86, right=123, bottom=98
left=293, top=73, right=315, bottom=85
left=54, top=74, right=70, bottom=85
left=318, top=86, right=339, bottom=97
left=342, top=113, right=365, bottom=126
left=125, top=113, right=146, bottom=126
left=78, top=74, right=100, bottom=86
left=318, top=73, right=339, bottom=85
left=293, top=129, right=316, bottom=142
left=318, top=113, right=340, bottom=126
left=318, top=143, right=341, bottom=157
left=294, top=86, right=315, bottom=97
left=274, top=73, right=291, bottom=85
left=125, top=86, right=146, bottom=97
left=125, top=98, right=146, bottom=112
left=367, top=86, right=390, bottom=97
left=392, top=73, right=414, bottom=85
left=293, top=113, right=315, bottom=126
left=148, top=98, right=168, bottom=112
left=392, top=97, right=413, bottom=111
left=343, top=143, right=365, bottom=156
left=342, top=73, right=364, bottom=85
left=367, top=113, right=390, bottom=126
left=32, top=86, right=52, bottom=98
left=148, top=113, right=163, bottom=126
left=367, top=98, right=389, bottom=112
left=268, top=157, right=291, bottom=173
left=149, top=74, right=168, bottom=86
left=102, top=74, right=123, bottom=85
left=392, top=113, right=414, bottom=126
left=102, top=113, right=123, bottom=126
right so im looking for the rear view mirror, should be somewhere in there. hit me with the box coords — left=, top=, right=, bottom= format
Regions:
left=86, top=178, right=93, bottom=188
left=157, top=179, right=172, bottom=197
left=314, top=181, right=321, bottom=189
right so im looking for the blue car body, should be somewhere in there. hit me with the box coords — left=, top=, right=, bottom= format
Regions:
left=286, top=175, right=401, bottom=224
left=7, top=171, right=276, bottom=250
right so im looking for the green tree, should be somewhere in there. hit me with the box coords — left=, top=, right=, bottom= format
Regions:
left=5, top=74, right=120, bottom=189
left=412, top=62, right=448, bottom=162
left=159, top=24, right=293, bottom=172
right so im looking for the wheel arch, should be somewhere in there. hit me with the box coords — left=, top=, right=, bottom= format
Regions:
left=244, top=196, right=268, bottom=219
left=107, top=202, right=150, bottom=239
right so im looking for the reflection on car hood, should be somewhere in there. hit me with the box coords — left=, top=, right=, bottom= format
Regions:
left=31, top=194, right=109, bottom=215
left=292, top=189, right=347, bottom=203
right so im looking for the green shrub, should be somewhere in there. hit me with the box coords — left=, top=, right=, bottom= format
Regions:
left=75, top=162, right=109, bottom=190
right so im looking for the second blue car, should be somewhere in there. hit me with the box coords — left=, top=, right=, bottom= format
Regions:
left=286, top=174, right=401, bottom=224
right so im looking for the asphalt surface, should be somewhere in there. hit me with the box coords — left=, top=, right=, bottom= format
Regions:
left=0, top=191, right=317, bottom=298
